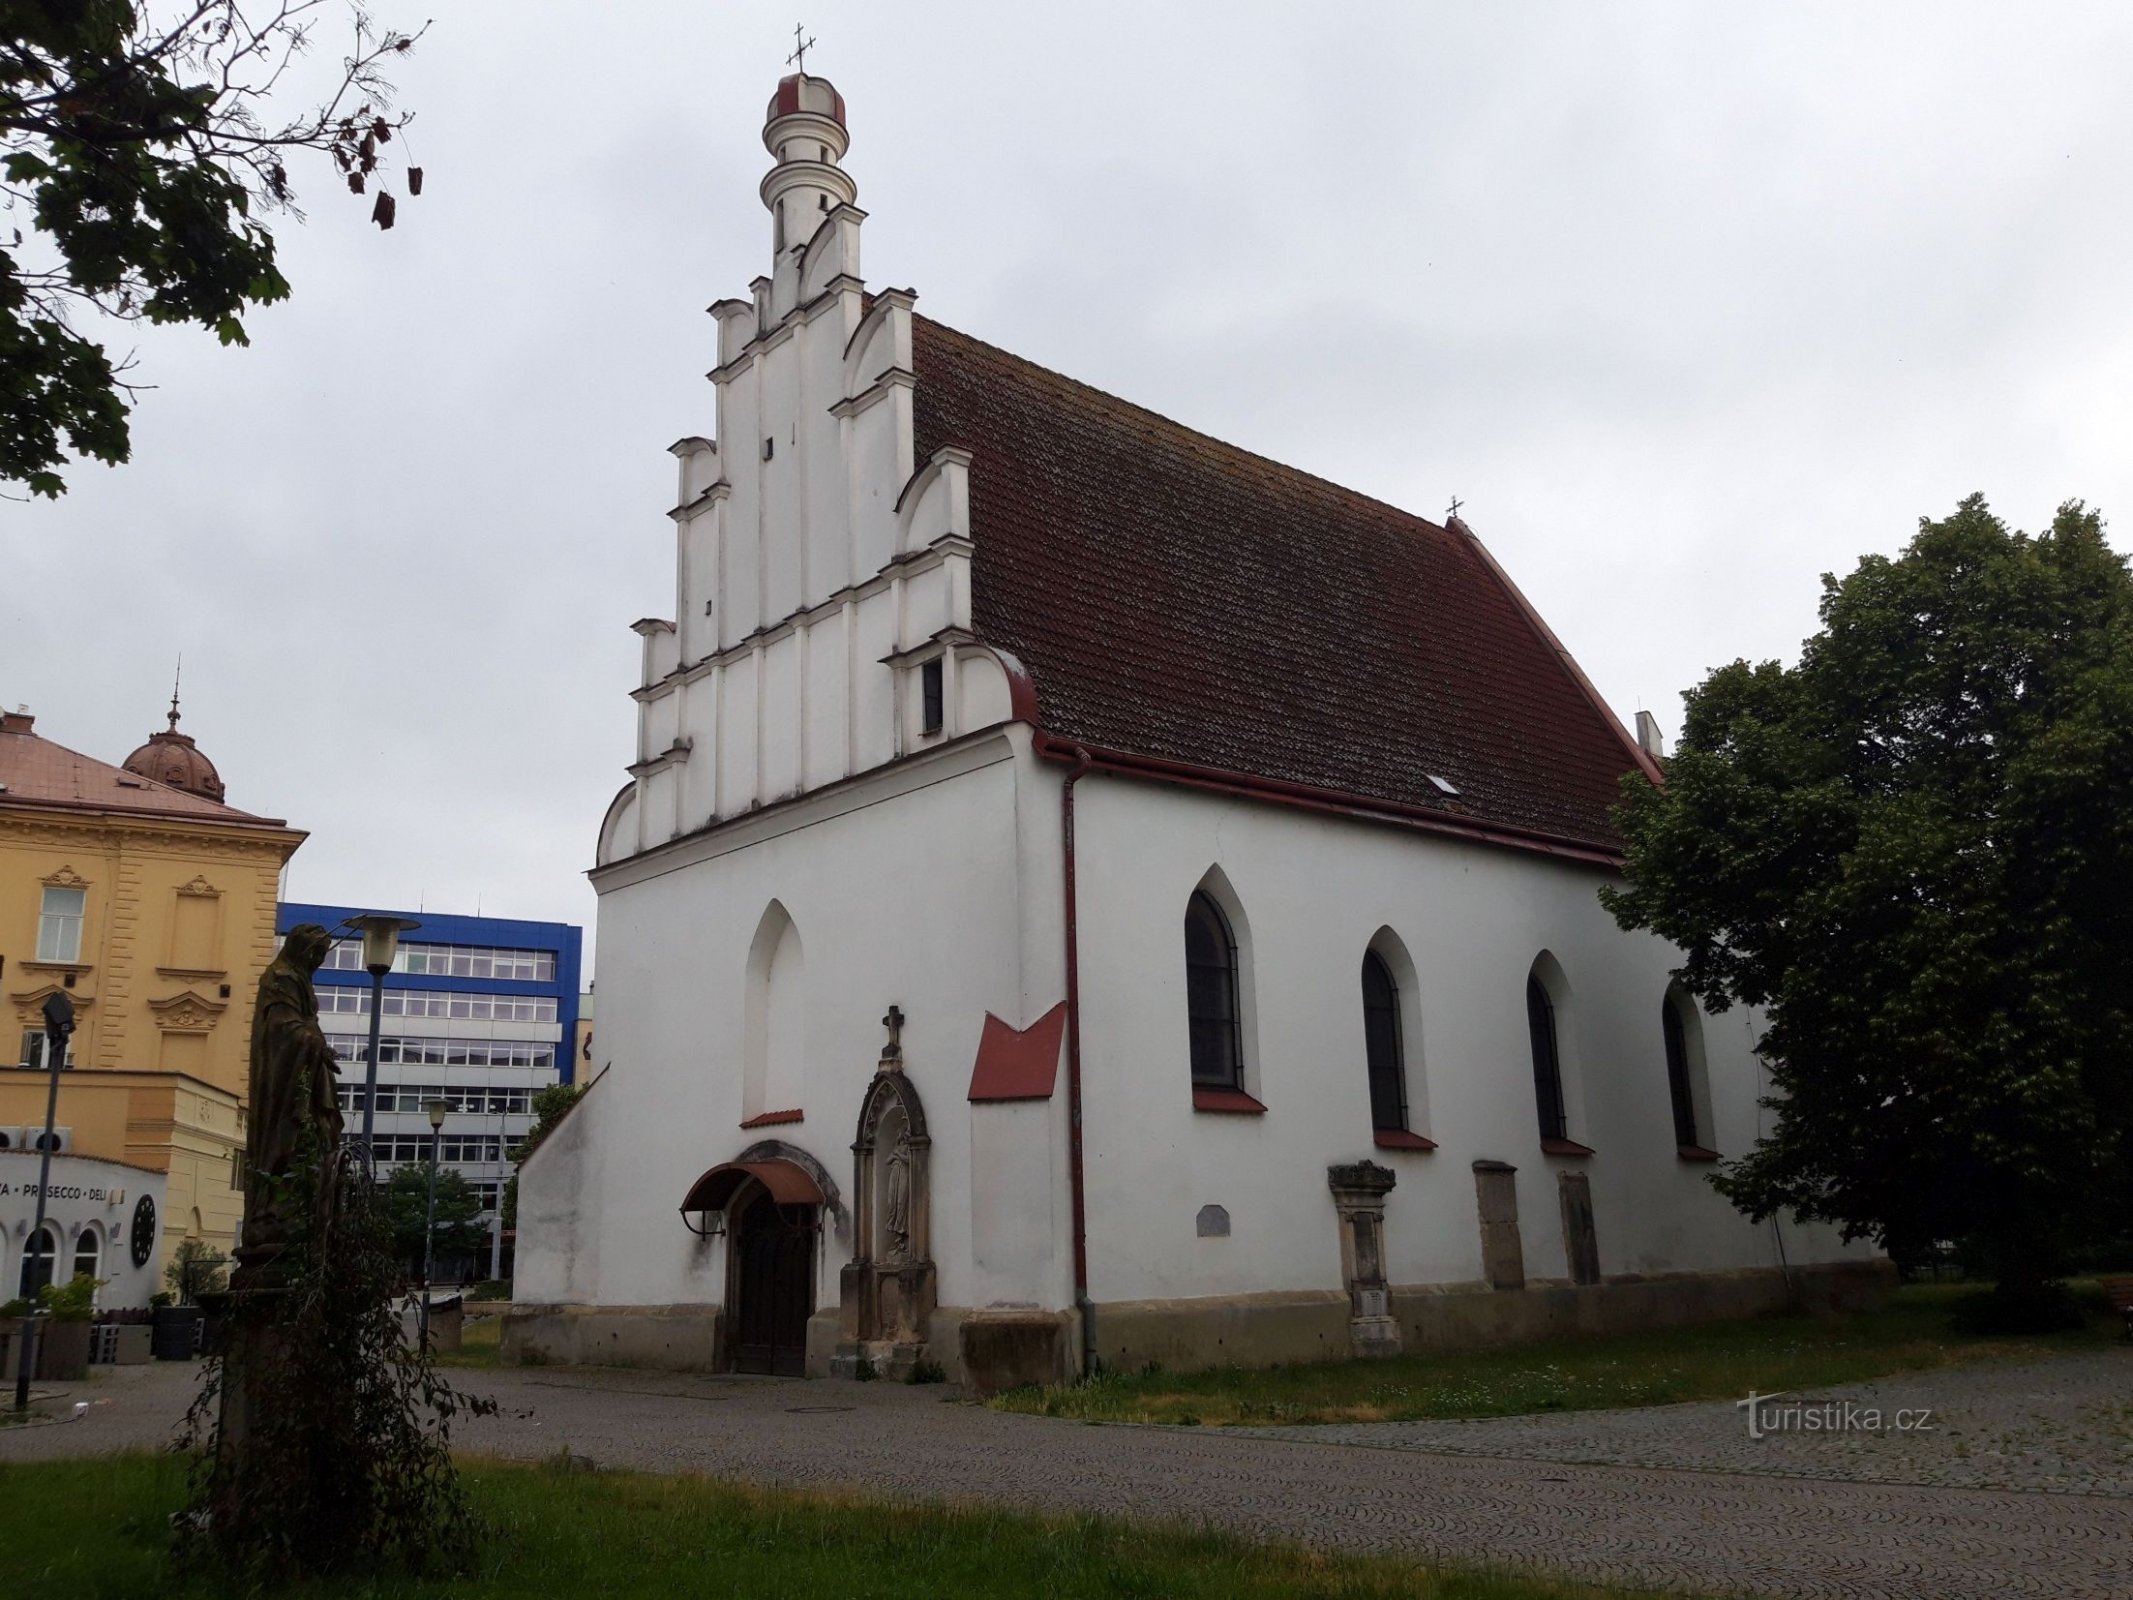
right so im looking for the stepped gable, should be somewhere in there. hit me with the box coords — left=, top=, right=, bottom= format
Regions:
left=909, top=316, right=1651, bottom=853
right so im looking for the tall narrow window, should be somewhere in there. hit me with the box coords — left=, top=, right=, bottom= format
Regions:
left=72, top=1226, right=100, bottom=1287
left=37, top=885, right=85, bottom=963
left=920, top=658, right=945, bottom=735
left=1662, top=996, right=1699, bottom=1148
left=1527, top=973, right=1567, bottom=1142
left=1184, top=891, right=1241, bottom=1088
left=1361, top=951, right=1407, bottom=1131
left=18, top=1222, right=57, bottom=1299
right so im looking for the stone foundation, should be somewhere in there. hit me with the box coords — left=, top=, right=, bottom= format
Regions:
left=954, top=1309, right=1076, bottom=1395
left=501, top=1303, right=722, bottom=1370
left=1091, top=1260, right=1894, bottom=1376
left=501, top=1261, right=1891, bottom=1382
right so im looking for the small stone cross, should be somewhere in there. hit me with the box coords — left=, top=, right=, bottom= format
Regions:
left=881, top=1004, right=905, bottom=1063
left=787, top=23, right=816, bottom=73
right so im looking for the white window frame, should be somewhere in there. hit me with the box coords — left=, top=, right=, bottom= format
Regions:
left=37, top=885, right=86, bottom=963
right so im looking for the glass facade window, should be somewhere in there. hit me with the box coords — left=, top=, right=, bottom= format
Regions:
left=314, top=988, right=557, bottom=1023
left=326, top=1035, right=555, bottom=1070
left=318, top=940, right=555, bottom=982
left=37, top=885, right=85, bottom=963
left=371, top=1135, right=504, bottom=1163
left=337, top=1083, right=534, bottom=1116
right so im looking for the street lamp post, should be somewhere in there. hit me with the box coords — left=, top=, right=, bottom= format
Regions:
left=15, top=992, right=74, bottom=1412
left=419, top=1097, right=447, bottom=1351
left=342, top=914, right=419, bottom=1163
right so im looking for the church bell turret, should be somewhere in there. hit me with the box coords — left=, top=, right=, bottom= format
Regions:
left=761, top=72, right=854, bottom=258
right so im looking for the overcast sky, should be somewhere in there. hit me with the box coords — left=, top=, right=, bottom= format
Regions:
left=6, top=2, right=2129, bottom=961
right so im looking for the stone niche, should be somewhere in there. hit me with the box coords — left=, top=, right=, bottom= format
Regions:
left=832, top=1059, right=937, bottom=1379
left=1326, top=1160, right=1400, bottom=1358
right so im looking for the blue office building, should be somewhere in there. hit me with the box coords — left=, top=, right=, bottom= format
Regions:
left=277, top=903, right=584, bottom=1254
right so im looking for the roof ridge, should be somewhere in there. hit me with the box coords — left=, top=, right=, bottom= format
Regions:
left=914, top=313, right=1454, bottom=541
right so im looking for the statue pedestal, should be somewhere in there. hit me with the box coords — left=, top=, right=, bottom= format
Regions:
left=834, top=1258, right=936, bottom=1378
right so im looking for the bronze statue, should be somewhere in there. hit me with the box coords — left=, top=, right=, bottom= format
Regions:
left=235, top=923, right=343, bottom=1283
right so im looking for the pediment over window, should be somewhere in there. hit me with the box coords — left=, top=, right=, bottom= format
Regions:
left=148, top=989, right=227, bottom=1032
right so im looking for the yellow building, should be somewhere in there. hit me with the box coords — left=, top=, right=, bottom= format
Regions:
left=1, top=702, right=304, bottom=1284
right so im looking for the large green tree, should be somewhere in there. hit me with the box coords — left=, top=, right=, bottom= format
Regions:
left=2, top=1, right=421, bottom=497
left=1604, top=496, right=2133, bottom=1302
left=382, top=1161, right=488, bottom=1280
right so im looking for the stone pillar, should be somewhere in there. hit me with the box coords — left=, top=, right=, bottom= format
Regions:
left=1326, top=1161, right=1400, bottom=1358
left=1473, top=1160, right=1525, bottom=1290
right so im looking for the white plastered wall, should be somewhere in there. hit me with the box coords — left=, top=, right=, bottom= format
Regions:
left=1068, top=776, right=1870, bottom=1307
left=530, top=732, right=1074, bottom=1320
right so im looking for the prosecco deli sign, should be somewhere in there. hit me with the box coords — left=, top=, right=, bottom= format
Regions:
left=0, top=1180, right=121, bottom=1202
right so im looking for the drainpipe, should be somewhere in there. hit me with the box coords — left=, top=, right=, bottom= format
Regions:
left=1056, top=742, right=1096, bottom=1375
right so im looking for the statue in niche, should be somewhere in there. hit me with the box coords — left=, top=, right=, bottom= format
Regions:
left=884, top=1133, right=912, bottom=1263
left=236, top=923, right=343, bottom=1279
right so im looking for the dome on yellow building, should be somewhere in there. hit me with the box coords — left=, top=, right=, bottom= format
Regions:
left=123, top=695, right=226, bottom=803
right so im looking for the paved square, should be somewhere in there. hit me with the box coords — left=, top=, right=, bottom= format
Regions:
left=6, top=1350, right=2128, bottom=1598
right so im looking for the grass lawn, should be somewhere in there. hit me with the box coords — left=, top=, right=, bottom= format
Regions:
left=5, top=1453, right=1682, bottom=1600
left=994, top=1283, right=2122, bottom=1427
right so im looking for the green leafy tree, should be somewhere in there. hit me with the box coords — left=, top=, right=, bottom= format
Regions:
left=1604, top=496, right=2133, bottom=1309
left=165, top=1236, right=228, bottom=1302
left=2, top=1, right=424, bottom=497
left=381, top=1162, right=487, bottom=1279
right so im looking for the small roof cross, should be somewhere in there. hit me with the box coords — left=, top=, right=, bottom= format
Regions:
left=787, top=23, right=816, bottom=73
left=881, top=1003, right=905, bottom=1062
left=1446, top=496, right=1464, bottom=521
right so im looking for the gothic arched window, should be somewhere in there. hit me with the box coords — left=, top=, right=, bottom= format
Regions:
left=1184, top=891, right=1242, bottom=1088
left=1527, top=972, right=1568, bottom=1142
left=1662, top=994, right=1700, bottom=1148
left=1361, top=951, right=1406, bottom=1131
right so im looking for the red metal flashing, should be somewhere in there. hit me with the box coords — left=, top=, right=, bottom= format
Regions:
left=1676, top=1144, right=1722, bottom=1162
left=967, top=1002, right=1068, bottom=1102
left=1540, top=1137, right=1596, bottom=1158
left=1372, top=1129, right=1438, bottom=1152
left=1193, top=1086, right=1268, bottom=1115
left=738, top=1108, right=804, bottom=1129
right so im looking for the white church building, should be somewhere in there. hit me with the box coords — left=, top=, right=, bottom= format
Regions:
left=510, top=72, right=1882, bottom=1388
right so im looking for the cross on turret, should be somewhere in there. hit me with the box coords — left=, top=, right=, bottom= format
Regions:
left=787, top=23, right=815, bottom=73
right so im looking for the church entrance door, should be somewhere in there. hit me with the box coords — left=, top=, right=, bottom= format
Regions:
left=730, top=1189, right=815, bottom=1375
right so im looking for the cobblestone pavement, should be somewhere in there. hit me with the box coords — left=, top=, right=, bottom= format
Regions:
left=5, top=1355, right=2129, bottom=1599
left=1234, top=1353, right=2133, bottom=1497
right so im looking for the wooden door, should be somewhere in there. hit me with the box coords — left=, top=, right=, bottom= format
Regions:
left=731, top=1191, right=816, bottom=1376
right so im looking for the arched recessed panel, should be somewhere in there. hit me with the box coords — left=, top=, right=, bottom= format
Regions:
left=743, top=901, right=806, bottom=1122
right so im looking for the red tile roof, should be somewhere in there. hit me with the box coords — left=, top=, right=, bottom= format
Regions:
left=910, top=317, right=1654, bottom=856
left=0, top=714, right=290, bottom=829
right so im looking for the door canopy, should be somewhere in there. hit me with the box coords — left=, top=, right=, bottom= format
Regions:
left=680, top=1158, right=825, bottom=1217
